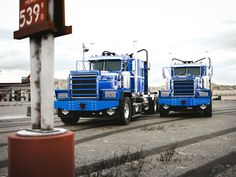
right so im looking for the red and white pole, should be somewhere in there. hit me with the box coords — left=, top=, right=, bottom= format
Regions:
left=8, top=1, right=74, bottom=177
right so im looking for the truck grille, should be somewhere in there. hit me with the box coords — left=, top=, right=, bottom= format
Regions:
left=173, top=80, right=194, bottom=96
left=70, top=74, right=97, bottom=98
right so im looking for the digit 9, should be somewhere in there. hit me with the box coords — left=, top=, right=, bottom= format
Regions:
left=33, top=3, right=40, bottom=23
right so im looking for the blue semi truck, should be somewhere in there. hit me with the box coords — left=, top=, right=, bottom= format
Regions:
left=54, top=50, right=157, bottom=125
left=158, top=57, right=213, bottom=117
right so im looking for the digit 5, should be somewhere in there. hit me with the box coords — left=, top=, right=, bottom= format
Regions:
left=19, top=9, right=26, bottom=28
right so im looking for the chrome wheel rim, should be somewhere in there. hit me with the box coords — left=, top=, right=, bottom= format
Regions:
left=124, top=102, right=130, bottom=119
left=154, top=102, right=157, bottom=112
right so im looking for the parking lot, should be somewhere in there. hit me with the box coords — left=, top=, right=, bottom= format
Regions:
left=0, top=100, right=236, bottom=177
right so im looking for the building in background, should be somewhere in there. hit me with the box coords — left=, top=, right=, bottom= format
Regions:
left=0, top=75, right=30, bottom=102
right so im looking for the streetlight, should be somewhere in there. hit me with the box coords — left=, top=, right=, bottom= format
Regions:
left=205, top=50, right=209, bottom=59
left=82, top=43, right=89, bottom=70
left=133, top=40, right=138, bottom=57
left=90, top=42, right=95, bottom=56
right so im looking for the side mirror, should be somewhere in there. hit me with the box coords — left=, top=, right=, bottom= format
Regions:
left=162, top=68, right=166, bottom=79
left=162, top=67, right=171, bottom=79
left=148, top=62, right=151, bottom=70
left=210, top=66, right=213, bottom=76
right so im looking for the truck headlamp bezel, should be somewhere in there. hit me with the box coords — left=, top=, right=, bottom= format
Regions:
left=58, top=92, right=69, bottom=99
left=160, top=91, right=170, bottom=97
left=105, top=91, right=117, bottom=98
left=198, top=91, right=208, bottom=97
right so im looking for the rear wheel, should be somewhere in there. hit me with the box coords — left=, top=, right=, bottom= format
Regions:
left=119, top=97, right=132, bottom=125
left=203, top=104, right=212, bottom=117
left=58, top=109, right=80, bottom=125
left=146, top=97, right=158, bottom=114
left=159, top=105, right=169, bottom=117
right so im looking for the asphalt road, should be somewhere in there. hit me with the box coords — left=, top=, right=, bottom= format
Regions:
left=0, top=100, right=235, bottom=177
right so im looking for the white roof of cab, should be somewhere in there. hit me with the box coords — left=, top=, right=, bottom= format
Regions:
left=172, top=63, right=204, bottom=67
left=88, top=55, right=130, bottom=61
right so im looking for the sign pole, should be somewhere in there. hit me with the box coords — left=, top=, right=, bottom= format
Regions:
left=29, top=0, right=55, bottom=130
left=30, top=31, right=55, bottom=130
left=29, top=37, right=41, bottom=129
left=40, top=0, right=54, bottom=130
left=40, top=33, right=54, bottom=130
left=9, top=1, right=74, bottom=177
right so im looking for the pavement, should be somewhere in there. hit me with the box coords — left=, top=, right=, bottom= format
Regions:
left=0, top=100, right=235, bottom=177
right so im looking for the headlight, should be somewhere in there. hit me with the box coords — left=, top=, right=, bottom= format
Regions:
left=105, top=91, right=116, bottom=98
left=198, top=91, right=208, bottom=97
left=58, top=93, right=68, bottom=99
left=161, top=91, right=170, bottom=97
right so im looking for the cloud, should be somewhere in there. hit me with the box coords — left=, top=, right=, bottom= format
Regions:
left=0, top=50, right=29, bottom=70
left=1, top=0, right=236, bottom=85
left=0, top=29, right=13, bottom=40
left=221, top=20, right=236, bottom=25
left=0, top=70, right=29, bottom=83
left=192, top=26, right=236, bottom=51
left=0, top=32, right=29, bottom=70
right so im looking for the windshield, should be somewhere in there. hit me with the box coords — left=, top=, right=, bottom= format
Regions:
left=105, top=61, right=121, bottom=71
left=174, top=67, right=200, bottom=76
left=90, top=61, right=103, bottom=70
left=174, top=68, right=186, bottom=76
left=90, top=60, right=121, bottom=71
left=188, top=67, right=201, bottom=75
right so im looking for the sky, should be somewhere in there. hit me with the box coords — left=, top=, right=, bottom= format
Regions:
left=0, top=0, right=236, bottom=86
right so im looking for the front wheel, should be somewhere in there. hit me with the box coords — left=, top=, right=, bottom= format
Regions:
left=203, top=104, right=212, bottom=117
left=58, top=109, right=80, bottom=125
left=159, top=105, right=169, bottom=117
left=119, top=97, right=132, bottom=125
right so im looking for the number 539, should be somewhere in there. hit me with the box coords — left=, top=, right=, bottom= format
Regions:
left=20, top=3, right=41, bottom=28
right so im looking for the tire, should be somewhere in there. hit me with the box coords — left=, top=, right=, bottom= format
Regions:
left=118, top=97, right=132, bottom=125
left=146, top=97, right=158, bottom=114
left=159, top=105, right=169, bottom=117
left=58, top=109, right=80, bottom=125
left=203, top=104, right=212, bottom=117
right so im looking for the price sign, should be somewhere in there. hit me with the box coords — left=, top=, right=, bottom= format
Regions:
left=19, top=0, right=48, bottom=29
left=14, top=0, right=72, bottom=39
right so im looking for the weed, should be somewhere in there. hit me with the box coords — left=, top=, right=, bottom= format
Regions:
left=141, top=125, right=164, bottom=131
left=157, top=145, right=177, bottom=162
left=78, top=147, right=148, bottom=177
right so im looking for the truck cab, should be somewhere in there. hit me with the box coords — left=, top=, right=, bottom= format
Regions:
left=158, top=57, right=213, bottom=117
left=54, top=50, right=157, bottom=125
